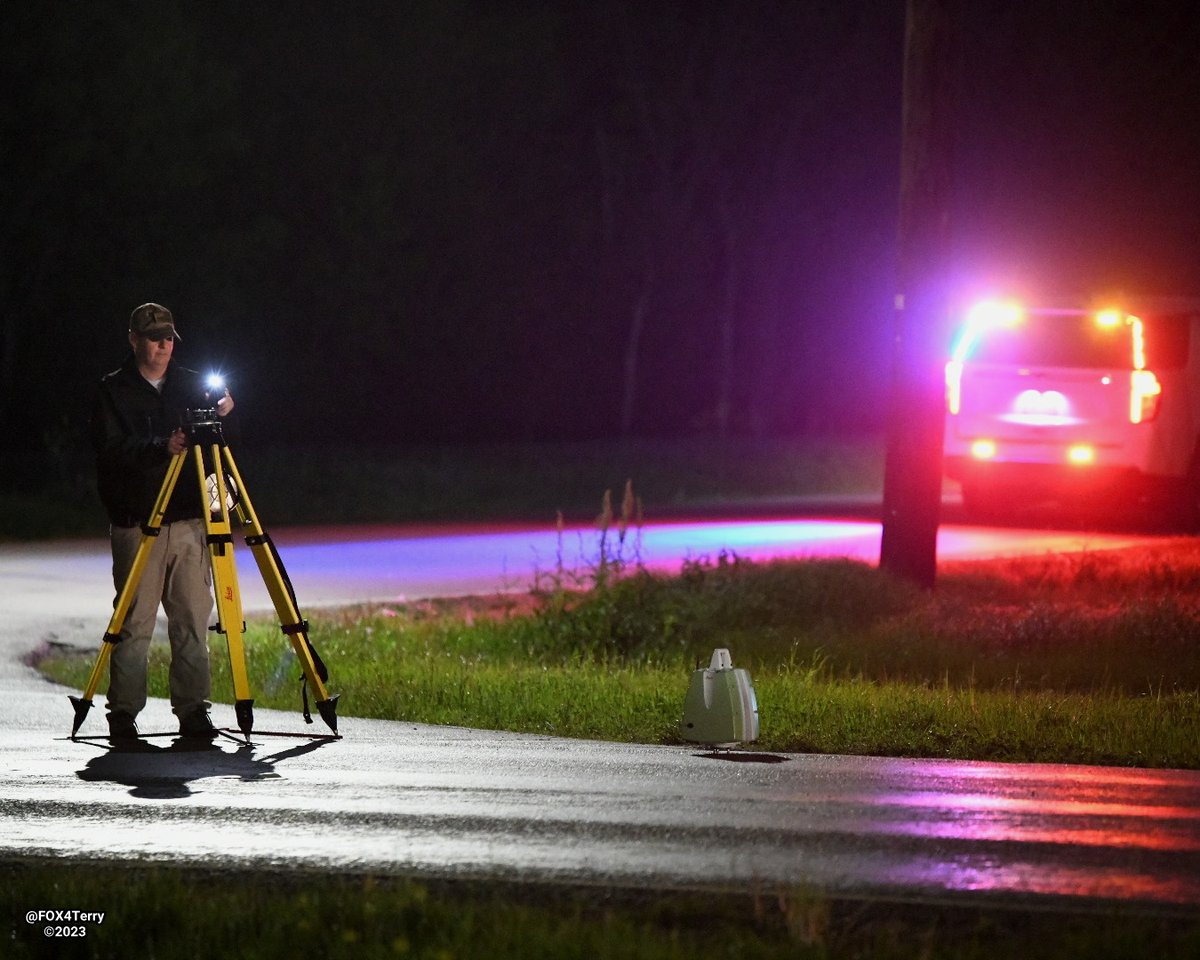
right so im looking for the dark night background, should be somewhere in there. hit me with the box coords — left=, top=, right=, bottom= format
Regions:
left=3, top=1, right=1199, bottom=458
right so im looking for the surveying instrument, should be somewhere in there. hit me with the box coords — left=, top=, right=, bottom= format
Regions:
left=68, top=393, right=340, bottom=741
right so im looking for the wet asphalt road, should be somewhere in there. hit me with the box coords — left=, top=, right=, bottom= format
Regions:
left=2, top=518, right=1199, bottom=913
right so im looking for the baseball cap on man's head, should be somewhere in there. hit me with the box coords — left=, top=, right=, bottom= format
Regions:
left=129, top=302, right=180, bottom=340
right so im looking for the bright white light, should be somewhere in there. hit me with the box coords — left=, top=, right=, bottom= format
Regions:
left=1001, top=389, right=1079, bottom=426
left=967, top=300, right=1024, bottom=330
left=949, top=300, right=1024, bottom=365
left=206, top=373, right=226, bottom=393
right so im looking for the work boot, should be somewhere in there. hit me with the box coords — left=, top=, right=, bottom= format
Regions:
left=107, top=711, right=140, bottom=741
left=178, top=709, right=218, bottom=741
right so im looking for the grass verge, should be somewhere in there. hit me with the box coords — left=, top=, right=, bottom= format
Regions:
left=5, top=860, right=1199, bottom=960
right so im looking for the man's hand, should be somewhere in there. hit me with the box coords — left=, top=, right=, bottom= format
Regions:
left=216, top=391, right=235, bottom=417
left=166, top=429, right=188, bottom=456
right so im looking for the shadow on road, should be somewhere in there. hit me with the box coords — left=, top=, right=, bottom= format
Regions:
left=694, top=751, right=789, bottom=764
left=72, top=734, right=334, bottom=799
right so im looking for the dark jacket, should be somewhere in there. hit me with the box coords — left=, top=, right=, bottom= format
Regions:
left=91, top=356, right=211, bottom=527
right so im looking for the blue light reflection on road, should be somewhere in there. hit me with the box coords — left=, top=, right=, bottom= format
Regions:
left=641, top=520, right=878, bottom=561
left=248, top=519, right=880, bottom=608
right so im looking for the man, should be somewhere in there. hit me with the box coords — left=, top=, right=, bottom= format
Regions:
left=90, top=303, right=234, bottom=741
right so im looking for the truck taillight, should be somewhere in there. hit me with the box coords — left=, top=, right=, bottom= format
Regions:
left=971, top=438, right=997, bottom=459
left=1130, top=369, right=1161, bottom=424
left=1067, top=444, right=1095, bottom=465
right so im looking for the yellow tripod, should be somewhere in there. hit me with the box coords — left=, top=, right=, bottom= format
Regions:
left=69, top=412, right=339, bottom=740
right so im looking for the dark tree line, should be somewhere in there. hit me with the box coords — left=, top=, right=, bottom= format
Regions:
left=2, top=1, right=903, bottom=453
left=3, top=1, right=1199, bottom=459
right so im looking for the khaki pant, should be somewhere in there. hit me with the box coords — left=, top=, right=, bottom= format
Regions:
left=107, top=519, right=213, bottom=720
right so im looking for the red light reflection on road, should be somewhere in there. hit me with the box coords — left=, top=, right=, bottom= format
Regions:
left=867, top=760, right=1200, bottom=904
left=877, top=792, right=1200, bottom=851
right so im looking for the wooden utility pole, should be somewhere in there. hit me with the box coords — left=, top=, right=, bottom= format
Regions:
left=880, top=0, right=958, bottom=588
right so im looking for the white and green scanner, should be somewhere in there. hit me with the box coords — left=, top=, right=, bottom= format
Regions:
left=680, top=648, right=759, bottom=747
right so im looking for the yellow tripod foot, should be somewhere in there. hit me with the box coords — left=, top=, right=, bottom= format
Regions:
left=234, top=699, right=255, bottom=737
left=315, top=695, right=340, bottom=735
left=68, top=696, right=93, bottom=737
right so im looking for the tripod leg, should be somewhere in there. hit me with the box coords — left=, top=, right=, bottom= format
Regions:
left=197, top=444, right=254, bottom=737
left=222, top=447, right=339, bottom=735
left=70, top=451, right=188, bottom=736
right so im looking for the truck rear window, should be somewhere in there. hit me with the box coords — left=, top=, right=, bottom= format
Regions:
left=968, top=313, right=1191, bottom=371
left=969, top=314, right=1130, bottom=369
